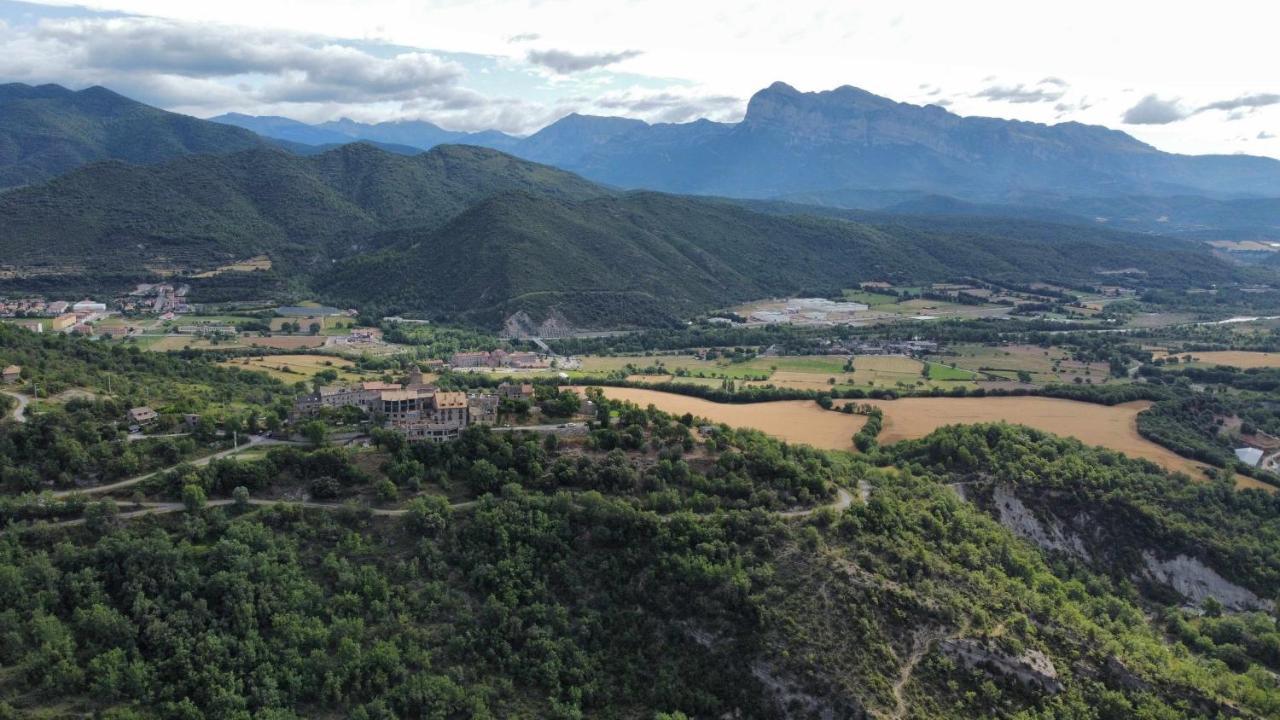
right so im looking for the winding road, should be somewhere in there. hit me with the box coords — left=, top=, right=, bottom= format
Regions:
left=50, top=435, right=288, bottom=498
left=32, top=482, right=856, bottom=529
left=1, top=389, right=30, bottom=423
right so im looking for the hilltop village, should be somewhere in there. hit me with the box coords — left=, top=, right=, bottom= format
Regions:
left=294, top=369, right=566, bottom=442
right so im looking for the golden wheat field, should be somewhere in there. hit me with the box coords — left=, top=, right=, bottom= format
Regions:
left=574, top=387, right=1266, bottom=488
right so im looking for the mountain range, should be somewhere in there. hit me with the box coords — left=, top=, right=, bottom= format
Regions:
left=214, top=82, right=1280, bottom=203
left=0, top=83, right=265, bottom=189
left=0, top=139, right=1243, bottom=326
left=1, top=81, right=1277, bottom=327
left=209, top=82, right=1280, bottom=240
left=210, top=113, right=520, bottom=154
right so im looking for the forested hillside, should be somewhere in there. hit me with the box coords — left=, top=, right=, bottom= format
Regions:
left=0, top=143, right=605, bottom=279
left=319, top=189, right=1241, bottom=325
left=2, top=336, right=1279, bottom=717
left=0, top=139, right=1255, bottom=327
left=0, top=83, right=265, bottom=190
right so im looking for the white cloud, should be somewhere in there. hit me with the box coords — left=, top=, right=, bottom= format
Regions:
left=8, top=0, right=1280, bottom=157
left=1122, top=95, right=1188, bottom=125
left=526, top=48, right=642, bottom=74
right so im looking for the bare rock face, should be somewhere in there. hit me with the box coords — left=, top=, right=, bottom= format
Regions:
left=941, top=639, right=1063, bottom=694
left=992, top=485, right=1091, bottom=560
left=1139, top=551, right=1275, bottom=613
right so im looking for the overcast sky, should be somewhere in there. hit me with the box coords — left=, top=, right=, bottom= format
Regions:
left=2, top=0, right=1277, bottom=157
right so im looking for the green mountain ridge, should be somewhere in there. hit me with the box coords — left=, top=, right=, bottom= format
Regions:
left=0, top=143, right=606, bottom=277
left=0, top=139, right=1255, bottom=327
left=320, top=187, right=1243, bottom=326
left=0, top=83, right=265, bottom=189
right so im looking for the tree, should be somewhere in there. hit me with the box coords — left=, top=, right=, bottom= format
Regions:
left=181, top=484, right=206, bottom=513
left=232, top=485, right=250, bottom=511
left=375, top=479, right=398, bottom=503
left=302, top=420, right=329, bottom=448
left=403, top=495, right=450, bottom=536
left=84, top=500, right=119, bottom=534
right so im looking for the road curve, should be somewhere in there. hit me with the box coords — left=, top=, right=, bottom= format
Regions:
left=1, top=390, right=30, bottom=423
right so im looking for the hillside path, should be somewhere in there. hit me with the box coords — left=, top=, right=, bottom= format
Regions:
left=50, top=435, right=288, bottom=498
left=1, top=390, right=30, bottom=423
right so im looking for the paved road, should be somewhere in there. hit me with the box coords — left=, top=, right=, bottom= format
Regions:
left=1, top=389, right=30, bottom=423
left=51, top=435, right=285, bottom=498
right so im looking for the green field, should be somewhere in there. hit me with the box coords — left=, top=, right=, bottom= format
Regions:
left=842, top=289, right=899, bottom=306
left=924, top=361, right=980, bottom=381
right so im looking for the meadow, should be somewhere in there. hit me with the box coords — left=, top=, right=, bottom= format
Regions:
left=218, top=354, right=363, bottom=383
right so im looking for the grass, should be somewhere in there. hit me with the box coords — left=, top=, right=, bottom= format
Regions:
left=924, top=361, right=980, bottom=381
left=842, top=290, right=899, bottom=306
left=218, top=354, right=364, bottom=383
left=944, top=344, right=1114, bottom=385
left=741, top=356, right=847, bottom=374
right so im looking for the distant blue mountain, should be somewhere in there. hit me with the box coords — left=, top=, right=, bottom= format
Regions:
left=212, top=113, right=520, bottom=153
left=512, top=82, right=1280, bottom=201
left=208, top=113, right=353, bottom=146
left=212, top=82, right=1280, bottom=203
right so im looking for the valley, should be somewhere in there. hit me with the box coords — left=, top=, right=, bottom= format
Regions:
left=3, top=52, right=1280, bottom=720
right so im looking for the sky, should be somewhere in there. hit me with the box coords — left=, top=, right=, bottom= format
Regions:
left=1, top=0, right=1277, bottom=157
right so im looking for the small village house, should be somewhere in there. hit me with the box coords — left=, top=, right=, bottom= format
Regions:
left=128, top=406, right=158, bottom=425
left=2, top=365, right=21, bottom=384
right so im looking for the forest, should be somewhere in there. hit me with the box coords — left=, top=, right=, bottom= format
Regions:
left=1, top=354, right=1279, bottom=716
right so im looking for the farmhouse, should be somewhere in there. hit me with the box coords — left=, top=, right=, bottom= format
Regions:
left=2, top=365, right=21, bottom=384
left=128, top=407, right=158, bottom=425
left=468, top=393, right=499, bottom=424
left=498, top=382, right=534, bottom=401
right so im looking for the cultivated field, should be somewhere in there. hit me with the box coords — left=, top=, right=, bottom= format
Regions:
left=580, top=386, right=868, bottom=451
left=242, top=336, right=329, bottom=350
left=269, top=315, right=352, bottom=332
left=143, top=335, right=247, bottom=352
left=584, top=353, right=973, bottom=390
left=219, top=354, right=361, bottom=383
left=946, top=343, right=1111, bottom=384
left=192, top=255, right=273, bottom=277
left=1161, top=351, right=1280, bottom=369
left=581, top=386, right=1226, bottom=483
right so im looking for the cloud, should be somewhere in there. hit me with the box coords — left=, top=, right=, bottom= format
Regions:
left=1, top=16, right=468, bottom=107
left=1039, top=76, right=1068, bottom=87
left=974, top=79, right=1066, bottom=104
left=507, top=32, right=540, bottom=43
left=1118, top=91, right=1279, bottom=125
left=1261, top=131, right=1277, bottom=140
left=593, top=88, right=742, bottom=123
left=1122, top=94, right=1189, bottom=124
left=1197, top=93, right=1280, bottom=113
left=526, top=48, right=642, bottom=74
